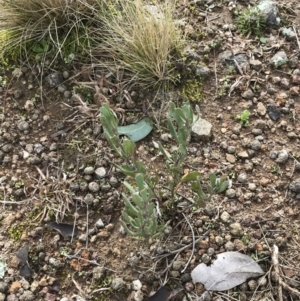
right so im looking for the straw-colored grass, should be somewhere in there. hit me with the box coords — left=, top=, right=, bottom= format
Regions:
left=92, top=0, right=184, bottom=89
left=0, top=0, right=98, bottom=62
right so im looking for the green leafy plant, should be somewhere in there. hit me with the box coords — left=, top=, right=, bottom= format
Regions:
left=236, top=110, right=250, bottom=126
left=236, top=6, right=265, bottom=36
left=100, top=102, right=229, bottom=239
left=120, top=174, right=163, bottom=238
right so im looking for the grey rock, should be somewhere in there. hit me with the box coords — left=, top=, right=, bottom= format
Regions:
left=92, top=266, right=105, bottom=280
left=267, top=104, right=281, bottom=121
left=96, top=218, right=105, bottom=229
left=237, top=151, right=249, bottom=159
left=64, top=91, right=71, bottom=98
left=233, top=124, right=242, bottom=134
left=131, top=290, right=144, bottom=301
left=172, top=260, right=183, bottom=271
left=49, top=257, right=63, bottom=268
left=84, top=166, right=95, bottom=175
left=62, top=71, right=70, bottom=79
left=269, top=150, right=278, bottom=159
left=27, top=156, right=41, bottom=165
left=89, top=182, right=100, bottom=192
left=6, top=295, right=18, bottom=301
left=109, top=176, right=119, bottom=187
left=249, top=59, right=262, bottom=71
left=248, top=183, right=256, bottom=191
left=270, top=51, right=288, bottom=68
left=84, top=193, right=94, bottom=205
left=220, top=211, right=230, bottom=223
left=226, top=153, right=236, bottom=163
left=95, top=167, right=106, bottom=178
left=230, top=222, right=244, bottom=237
left=225, top=241, right=234, bottom=251
left=215, top=236, right=224, bottom=246
left=290, top=179, right=300, bottom=193
left=192, top=117, right=212, bottom=141
left=111, top=277, right=125, bottom=291
left=57, top=85, right=67, bottom=93
left=251, top=140, right=261, bottom=151
left=195, top=64, right=211, bottom=77
left=207, top=248, right=215, bottom=256
left=257, top=102, right=266, bottom=116
left=79, top=233, right=87, bottom=241
left=0, top=293, right=5, bottom=301
left=80, top=181, right=88, bottom=191
left=226, top=188, right=236, bottom=198
left=2, top=144, right=13, bottom=153
left=252, top=128, right=262, bottom=136
left=280, top=78, right=290, bottom=89
left=24, top=100, right=34, bottom=112
left=254, top=119, right=267, bottom=129
left=45, top=72, right=64, bottom=88
left=100, top=183, right=111, bottom=192
left=69, top=182, right=79, bottom=191
left=34, top=143, right=44, bottom=154
left=258, top=0, right=280, bottom=27
left=276, top=149, right=289, bottom=163
left=202, top=254, right=211, bottom=264
left=20, top=291, right=35, bottom=301
left=242, top=89, right=254, bottom=100
left=132, top=280, right=142, bottom=291
left=238, top=173, right=247, bottom=183
left=0, top=282, right=8, bottom=293
left=60, top=298, right=70, bottom=301
left=18, top=121, right=29, bottom=131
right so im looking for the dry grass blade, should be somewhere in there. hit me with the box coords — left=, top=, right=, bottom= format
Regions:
left=93, top=0, right=184, bottom=89
left=0, top=0, right=98, bottom=62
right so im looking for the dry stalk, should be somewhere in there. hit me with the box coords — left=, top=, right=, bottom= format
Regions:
left=272, top=245, right=300, bottom=300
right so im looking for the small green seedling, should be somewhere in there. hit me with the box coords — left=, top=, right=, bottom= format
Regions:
left=236, top=110, right=250, bottom=126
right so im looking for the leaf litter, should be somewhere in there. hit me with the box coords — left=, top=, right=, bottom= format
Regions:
left=191, top=251, right=264, bottom=291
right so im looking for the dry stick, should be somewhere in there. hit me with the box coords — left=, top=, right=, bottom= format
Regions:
left=181, top=213, right=195, bottom=273
left=293, top=25, right=300, bottom=51
left=272, top=245, right=300, bottom=300
left=156, top=230, right=210, bottom=276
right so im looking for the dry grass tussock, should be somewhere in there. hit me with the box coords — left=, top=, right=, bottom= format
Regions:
left=0, top=0, right=184, bottom=90
left=93, top=0, right=184, bottom=89
left=0, top=0, right=100, bottom=62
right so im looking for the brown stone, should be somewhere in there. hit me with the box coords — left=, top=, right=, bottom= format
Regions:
left=198, top=240, right=209, bottom=249
left=9, top=281, right=22, bottom=294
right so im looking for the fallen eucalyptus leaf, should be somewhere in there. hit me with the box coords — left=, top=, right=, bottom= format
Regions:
left=46, top=222, right=78, bottom=238
left=117, top=117, right=153, bottom=142
left=191, top=251, right=264, bottom=291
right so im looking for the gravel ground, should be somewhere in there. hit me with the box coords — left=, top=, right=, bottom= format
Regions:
left=1, top=0, right=300, bottom=301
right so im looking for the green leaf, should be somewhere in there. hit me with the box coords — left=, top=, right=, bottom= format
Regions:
left=209, top=173, right=217, bottom=187
left=218, top=181, right=229, bottom=193
left=117, top=164, right=135, bottom=177
left=135, top=174, right=144, bottom=191
left=259, top=37, right=266, bottom=44
left=117, top=117, right=153, bottom=142
left=180, top=171, right=201, bottom=183
left=122, top=139, right=135, bottom=157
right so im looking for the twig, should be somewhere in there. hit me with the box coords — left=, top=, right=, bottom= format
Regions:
left=293, top=25, right=300, bottom=52
left=0, top=199, right=32, bottom=204
left=272, top=245, right=300, bottom=300
left=233, top=59, right=244, bottom=75
left=181, top=213, right=195, bottom=273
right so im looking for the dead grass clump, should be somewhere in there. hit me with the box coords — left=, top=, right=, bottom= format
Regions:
left=92, top=0, right=184, bottom=89
left=0, top=0, right=99, bottom=63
